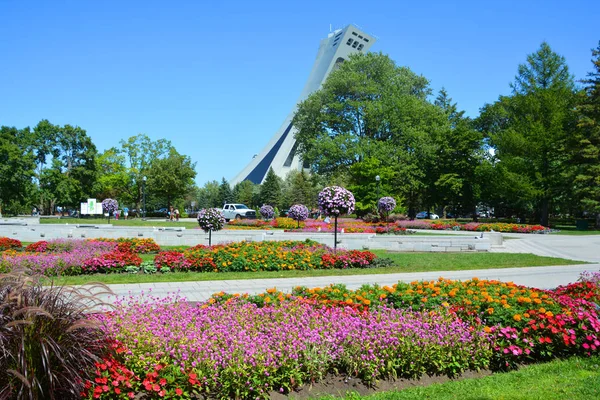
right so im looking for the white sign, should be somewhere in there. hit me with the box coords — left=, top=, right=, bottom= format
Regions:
left=80, top=202, right=88, bottom=215
left=87, top=199, right=98, bottom=214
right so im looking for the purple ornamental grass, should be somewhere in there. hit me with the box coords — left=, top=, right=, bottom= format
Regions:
left=259, top=204, right=275, bottom=220
left=99, top=296, right=493, bottom=397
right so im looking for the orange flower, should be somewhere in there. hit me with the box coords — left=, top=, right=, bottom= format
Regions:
left=345, top=298, right=353, bottom=305
left=487, top=307, right=494, bottom=315
left=421, top=297, right=428, bottom=303
left=266, top=288, right=277, bottom=294
left=513, top=314, right=522, bottom=321
left=484, top=326, right=492, bottom=333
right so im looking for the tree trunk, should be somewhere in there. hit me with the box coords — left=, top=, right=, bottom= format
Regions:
left=540, top=197, right=549, bottom=227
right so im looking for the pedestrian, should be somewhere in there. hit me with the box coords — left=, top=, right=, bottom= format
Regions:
left=123, top=206, right=129, bottom=220
left=175, top=208, right=180, bottom=221
left=169, top=206, right=175, bottom=221
left=115, top=210, right=119, bottom=220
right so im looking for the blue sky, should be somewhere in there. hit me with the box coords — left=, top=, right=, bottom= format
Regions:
left=1, top=0, right=598, bottom=185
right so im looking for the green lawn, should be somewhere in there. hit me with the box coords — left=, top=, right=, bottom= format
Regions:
left=49, top=251, right=587, bottom=286
left=311, top=356, right=600, bottom=399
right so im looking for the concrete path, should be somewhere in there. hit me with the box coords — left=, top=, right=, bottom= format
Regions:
left=100, top=263, right=600, bottom=304
left=490, top=233, right=600, bottom=263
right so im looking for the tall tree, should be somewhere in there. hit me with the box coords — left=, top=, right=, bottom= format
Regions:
left=233, top=180, right=255, bottom=207
left=120, top=134, right=173, bottom=212
left=572, top=42, right=600, bottom=226
left=260, top=167, right=282, bottom=207
left=197, top=180, right=221, bottom=209
left=280, top=170, right=319, bottom=209
left=145, top=149, right=196, bottom=208
left=218, top=178, right=234, bottom=206
left=478, top=42, right=577, bottom=225
left=93, top=148, right=130, bottom=201
left=0, top=126, right=36, bottom=215
left=292, top=52, right=446, bottom=217
left=433, top=88, right=485, bottom=219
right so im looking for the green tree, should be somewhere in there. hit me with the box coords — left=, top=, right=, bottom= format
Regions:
left=572, top=42, right=600, bottom=226
left=145, top=149, right=196, bottom=208
left=197, top=180, right=221, bottom=209
left=477, top=42, right=577, bottom=225
left=292, top=52, right=446, bottom=217
left=218, top=178, right=234, bottom=207
left=0, top=126, right=36, bottom=215
left=280, top=170, right=318, bottom=209
left=120, top=134, right=173, bottom=212
left=433, top=88, right=485, bottom=219
left=260, top=167, right=282, bottom=206
left=93, top=148, right=130, bottom=201
left=233, top=180, right=255, bottom=206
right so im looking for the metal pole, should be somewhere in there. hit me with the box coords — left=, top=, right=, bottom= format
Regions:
left=334, top=216, right=338, bottom=254
left=142, top=181, right=146, bottom=219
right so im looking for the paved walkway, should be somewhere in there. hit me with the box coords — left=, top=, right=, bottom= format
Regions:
left=93, top=231, right=599, bottom=303
left=100, top=263, right=600, bottom=303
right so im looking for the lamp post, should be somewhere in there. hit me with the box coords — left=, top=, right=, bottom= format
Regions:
left=375, top=175, right=381, bottom=200
left=142, top=176, right=147, bottom=220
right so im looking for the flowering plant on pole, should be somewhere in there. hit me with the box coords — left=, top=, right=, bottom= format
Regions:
left=259, top=204, right=275, bottom=220
left=101, top=198, right=118, bottom=222
left=288, top=204, right=309, bottom=228
left=197, top=208, right=226, bottom=246
left=318, top=186, right=355, bottom=252
left=377, top=196, right=396, bottom=221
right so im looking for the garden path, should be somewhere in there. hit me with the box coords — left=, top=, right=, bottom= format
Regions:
left=101, top=263, right=599, bottom=304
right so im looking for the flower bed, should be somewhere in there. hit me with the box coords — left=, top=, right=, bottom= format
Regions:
left=87, top=238, right=160, bottom=253
left=0, top=237, right=22, bottom=251
left=154, top=240, right=378, bottom=272
left=89, top=297, right=492, bottom=399
left=84, top=273, right=600, bottom=399
left=1, top=239, right=117, bottom=276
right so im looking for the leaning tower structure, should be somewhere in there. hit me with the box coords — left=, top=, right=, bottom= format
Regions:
left=230, top=24, right=376, bottom=185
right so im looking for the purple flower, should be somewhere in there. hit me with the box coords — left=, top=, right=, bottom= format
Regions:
left=101, top=198, right=119, bottom=214
left=318, top=186, right=355, bottom=216
left=197, top=208, right=226, bottom=232
left=259, top=205, right=275, bottom=220
left=288, top=204, right=309, bottom=222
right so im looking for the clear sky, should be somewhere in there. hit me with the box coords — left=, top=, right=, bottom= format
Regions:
left=1, top=0, right=598, bottom=185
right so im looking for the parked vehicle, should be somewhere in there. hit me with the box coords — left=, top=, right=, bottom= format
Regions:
left=416, top=211, right=439, bottom=220
left=222, top=204, right=257, bottom=222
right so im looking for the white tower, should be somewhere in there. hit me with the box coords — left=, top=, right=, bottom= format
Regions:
left=231, top=24, right=376, bottom=185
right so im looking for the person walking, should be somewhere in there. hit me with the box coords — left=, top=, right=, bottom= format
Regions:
left=169, top=206, right=174, bottom=221
left=175, top=208, right=180, bottom=221
left=123, top=207, right=129, bottom=220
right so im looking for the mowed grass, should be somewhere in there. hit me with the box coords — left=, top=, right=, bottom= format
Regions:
left=312, top=356, right=600, bottom=400
left=49, top=251, right=587, bottom=286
